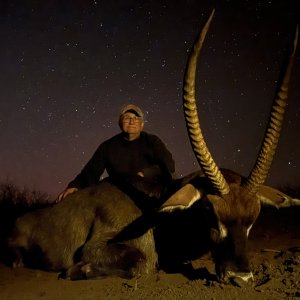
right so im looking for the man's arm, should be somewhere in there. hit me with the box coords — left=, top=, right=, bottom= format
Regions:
left=57, top=143, right=106, bottom=201
left=68, top=143, right=106, bottom=188
left=150, top=135, right=175, bottom=181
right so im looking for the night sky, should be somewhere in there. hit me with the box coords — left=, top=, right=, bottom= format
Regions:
left=1, top=0, right=299, bottom=197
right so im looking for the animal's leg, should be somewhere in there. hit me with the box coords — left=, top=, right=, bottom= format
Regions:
left=63, top=242, right=147, bottom=280
left=61, top=261, right=134, bottom=280
left=11, top=247, right=25, bottom=268
left=6, top=235, right=26, bottom=268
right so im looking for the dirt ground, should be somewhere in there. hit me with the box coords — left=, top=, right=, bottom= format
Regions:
left=0, top=206, right=299, bottom=300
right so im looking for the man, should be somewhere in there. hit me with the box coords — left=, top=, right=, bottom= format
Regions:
left=57, top=104, right=175, bottom=202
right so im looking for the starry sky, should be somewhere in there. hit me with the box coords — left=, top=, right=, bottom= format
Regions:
left=0, top=0, right=299, bottom=197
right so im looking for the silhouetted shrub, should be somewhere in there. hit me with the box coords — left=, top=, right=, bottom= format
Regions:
left=0, top=181, right=52, bottom=263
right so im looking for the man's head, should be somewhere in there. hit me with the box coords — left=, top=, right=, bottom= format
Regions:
left=119, top=104, right=144, bottom=140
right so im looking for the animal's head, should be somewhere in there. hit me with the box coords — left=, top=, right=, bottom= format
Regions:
left=160, top=10, right=299, bottom=285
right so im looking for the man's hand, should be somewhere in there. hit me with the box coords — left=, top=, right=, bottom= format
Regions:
left=56, top=187, right=78, bottom=203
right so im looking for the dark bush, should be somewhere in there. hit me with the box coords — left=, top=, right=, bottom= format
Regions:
left=0, top=181, right=51, bottom=263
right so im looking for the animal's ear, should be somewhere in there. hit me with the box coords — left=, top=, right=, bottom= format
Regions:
left=159, top=184, right=202, bottom=212
left=257, top=185, right=300, bottom=208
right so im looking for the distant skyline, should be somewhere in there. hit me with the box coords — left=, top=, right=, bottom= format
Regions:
left=0, top=0, right=299, bottom=196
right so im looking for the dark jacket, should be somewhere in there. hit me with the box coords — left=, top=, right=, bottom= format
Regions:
left=68, top=131, right=175, bottom=189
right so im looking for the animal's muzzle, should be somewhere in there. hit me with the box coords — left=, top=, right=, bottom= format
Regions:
left=224, top=271, right=254, bottom=287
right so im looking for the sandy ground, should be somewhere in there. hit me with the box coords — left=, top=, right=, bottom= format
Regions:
left=0, top=206, right=299, bottom=300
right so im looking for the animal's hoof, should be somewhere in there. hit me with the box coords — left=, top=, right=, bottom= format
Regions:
left=57, top=271, right=67, bottom=280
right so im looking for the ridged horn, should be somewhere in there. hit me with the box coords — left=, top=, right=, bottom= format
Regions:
left=243, top=25, right=298, bottom=194
left=183, top=9, right=230, bottom=196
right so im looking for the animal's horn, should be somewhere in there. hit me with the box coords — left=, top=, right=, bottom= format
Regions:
left=183, top=9, right=230, bottom=196
left=243, top=25, right=298, bottom=194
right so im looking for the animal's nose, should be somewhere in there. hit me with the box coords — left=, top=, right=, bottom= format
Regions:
left=225, top=271, right=254, bottom=287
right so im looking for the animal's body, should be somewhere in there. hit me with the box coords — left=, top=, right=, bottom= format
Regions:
left=8, top=180, right=158, bottom=279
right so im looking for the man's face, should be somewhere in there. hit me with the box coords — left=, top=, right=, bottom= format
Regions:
left=119, top=112, right=144, bottom=135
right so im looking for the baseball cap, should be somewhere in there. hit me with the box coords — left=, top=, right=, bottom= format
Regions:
left=119, top=104, right=144, bottom=119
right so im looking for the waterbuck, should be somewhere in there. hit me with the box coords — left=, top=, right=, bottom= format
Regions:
left=6, top=10, right=299, bottom=285
left=155, top=9, right=299, bottom=283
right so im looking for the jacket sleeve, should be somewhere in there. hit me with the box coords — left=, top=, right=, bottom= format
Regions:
left=149, top=135, right=175, bottom=182
left=67, top=143, right=106, bottom=189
